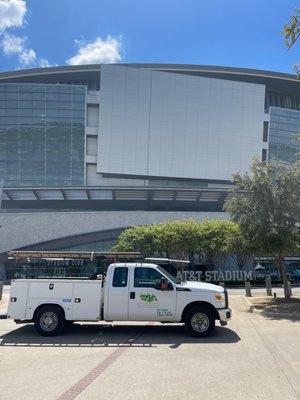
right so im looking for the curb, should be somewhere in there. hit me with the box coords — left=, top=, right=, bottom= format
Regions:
left=240, top=295, right=299, bottom=318
left=240, top=295, right=256, bottom=312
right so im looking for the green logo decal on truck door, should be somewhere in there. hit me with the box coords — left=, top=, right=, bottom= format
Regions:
left=140, top=293, right=157, bottom=303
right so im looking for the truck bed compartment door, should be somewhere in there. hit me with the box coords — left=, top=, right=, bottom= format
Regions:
left=7, top=281, right=28, bottom=320
left=71, top=282, right=102, bottom=320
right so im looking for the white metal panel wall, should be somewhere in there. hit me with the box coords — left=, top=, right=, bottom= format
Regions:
left=86, top=163, right=102, bottom=186
left=98, top=65, right=266, bottom=181
left=86, top=136, right=98, bottom=156
left=148, top=70, right=265, bottom=179
left=87, top=104, right=99, bottom=127
left=98, top=65, right=152, bottom=176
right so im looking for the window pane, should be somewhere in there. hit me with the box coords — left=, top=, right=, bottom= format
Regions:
left=263, top=121, right=268, bottom=142
left=113, top=267, right=128, bottom=287
left=134, top=267, right=163, bottom=288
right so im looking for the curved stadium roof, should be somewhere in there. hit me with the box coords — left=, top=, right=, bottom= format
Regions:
left=0, top=64, right=299, bottom=96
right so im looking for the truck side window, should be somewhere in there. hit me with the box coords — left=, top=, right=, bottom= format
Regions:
left=113, top=267, right=128, bottom=287
left=134, top=267, right=172, bottom=289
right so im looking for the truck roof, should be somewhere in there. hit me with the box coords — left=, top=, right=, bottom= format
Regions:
left=110, top=262, right=159, bottom=268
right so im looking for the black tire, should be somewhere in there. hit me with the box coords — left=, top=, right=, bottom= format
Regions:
left=65, top=320, right=75, bottom=330
left=34, top=305, right=66, bottom=336
left=185, top=305, right=215, bottom=337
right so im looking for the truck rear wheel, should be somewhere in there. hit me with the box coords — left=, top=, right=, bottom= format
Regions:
left=185, top=305, right=215, bottom=337
left=34, top=305, right=65, bottom=336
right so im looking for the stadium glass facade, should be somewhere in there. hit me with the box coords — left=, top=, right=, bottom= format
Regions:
left=0, top=83, right=85, bottom=187
left=0, top=63, right=299, bottom=279
left=268, top=107, right=300, bottom=165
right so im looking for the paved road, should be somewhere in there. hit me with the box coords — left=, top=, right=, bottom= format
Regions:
left=0, top=295, right=299, bottom=400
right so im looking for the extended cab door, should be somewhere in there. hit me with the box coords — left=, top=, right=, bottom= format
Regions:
left=128, top=267, right=176, bottom=321
left=106, top=266, right=130, bottom=320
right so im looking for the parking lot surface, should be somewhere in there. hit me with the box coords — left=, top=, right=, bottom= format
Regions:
left=0, top=295, right=299, bottom=400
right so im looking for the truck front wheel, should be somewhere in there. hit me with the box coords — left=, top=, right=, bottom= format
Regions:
left=34, top=305, right=65, bottom=336
left=185, top=305, right=215, bottom=337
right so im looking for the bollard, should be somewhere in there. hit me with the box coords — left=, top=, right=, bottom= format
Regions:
left=0, top=281, right=3, bottom=301
left=288, top=281, right=292, bottom=297
left=245, top=281, right=252, bottom=297
left=265, top=277, right=272, bottom=296
left=219, top=281, right=225, bottom=288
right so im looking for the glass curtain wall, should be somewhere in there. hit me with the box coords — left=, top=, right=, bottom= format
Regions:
left=0, top=83, right=86, bottom=187
left=268, top=107, right=300, bottom=165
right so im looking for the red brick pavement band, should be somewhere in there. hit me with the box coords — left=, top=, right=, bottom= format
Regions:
left=57, top=323, right=155, bottom=400
left=57, top=346, right=127, bottom=400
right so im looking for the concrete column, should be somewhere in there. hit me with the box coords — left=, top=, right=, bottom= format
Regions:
left=245, top=281, right=252, bottom=297
left=265, top=277, right=272, bottom=296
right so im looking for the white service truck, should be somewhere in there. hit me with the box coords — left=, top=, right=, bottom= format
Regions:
left=7, top=262, right=232, bottom=337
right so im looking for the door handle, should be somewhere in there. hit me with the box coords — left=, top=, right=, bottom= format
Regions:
left=130, top=292, right=135, bottom=299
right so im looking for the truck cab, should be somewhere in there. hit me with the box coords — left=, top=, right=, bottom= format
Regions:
left=8, top=262, right=232, bottom=337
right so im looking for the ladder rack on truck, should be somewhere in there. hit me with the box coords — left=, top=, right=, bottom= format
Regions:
left=8, top=251, right=145, bottom=261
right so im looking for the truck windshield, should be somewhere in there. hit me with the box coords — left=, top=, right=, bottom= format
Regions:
left=156, top=266, right=181, bottom=284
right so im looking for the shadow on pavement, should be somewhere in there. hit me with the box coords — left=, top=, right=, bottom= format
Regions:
left=258, top=298, right=300, bottom=322
left=0, top=322, right=240, bottom=348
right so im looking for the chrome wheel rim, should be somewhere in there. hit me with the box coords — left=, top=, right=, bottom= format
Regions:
left=191, top=313, right=209, bottom=333
left=40, top=311, right=58, bottom=331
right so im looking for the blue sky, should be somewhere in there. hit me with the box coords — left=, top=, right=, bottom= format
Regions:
left=0, top=0, right=299, bottom=73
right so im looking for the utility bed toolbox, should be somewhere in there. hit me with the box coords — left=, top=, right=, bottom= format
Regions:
left=8, top=279, right=103, bottom=321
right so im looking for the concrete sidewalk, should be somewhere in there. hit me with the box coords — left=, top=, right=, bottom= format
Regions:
left=0, top=296, right=299, bottom=400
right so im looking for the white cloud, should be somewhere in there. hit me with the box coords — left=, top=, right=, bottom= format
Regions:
left=0, top=0, right=26, bottom=31
left=19, top=48, right=36, bottom=65
left=39, top=58, right=51, bottom=68
left=0, top=1, right=53, bottom=69
left=1, top=32, right=25, bottom=54
left=0, top=32, right=38, bottom=67
left=66, top=36, right=122, bottom=65
left=1, top=34, right=52, bottom=68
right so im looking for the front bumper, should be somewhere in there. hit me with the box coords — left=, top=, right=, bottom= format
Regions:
left=218, top=308, right=232, bottom=324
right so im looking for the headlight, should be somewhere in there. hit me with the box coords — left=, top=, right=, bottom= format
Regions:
left=214, top=293, right=224, bottom=302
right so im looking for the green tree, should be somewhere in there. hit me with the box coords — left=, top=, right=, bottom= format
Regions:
left=225, top=160, right=300, bottom=298
left=153, top=221, right=186, bottom=258
left=112, top=220, right=202, bottom=260
left=283, top=8, right=300, bottom=77
left=111, top=224, right=158, bottom=254
left=159, top=220, right=203, bottom=265
left=112, top=219, right=240, bottom=273
left=284, top=8, right=300, bottom=48
left=227, top=225, right=257, bottom=273
left=197, top=220, right=239, bottom=271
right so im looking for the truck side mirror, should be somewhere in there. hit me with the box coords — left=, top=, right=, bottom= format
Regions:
left=160, top=277, right=168, bottom=290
